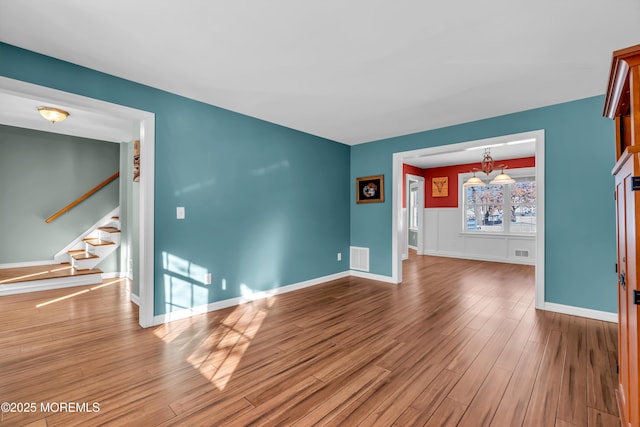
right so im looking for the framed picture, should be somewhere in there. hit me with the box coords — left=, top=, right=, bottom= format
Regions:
left=356, top=175, right=384, bottom=204
left=133, top=139, right=140, bottom=182
left=432, top=176, right=448, bottom=197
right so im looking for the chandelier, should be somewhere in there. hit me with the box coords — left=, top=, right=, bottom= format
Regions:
left=463, top=148, right=515, bottom=187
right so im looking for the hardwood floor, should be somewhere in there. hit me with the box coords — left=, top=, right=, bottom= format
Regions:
left=0, top=263, right=102, bottom=285
left=0, top=254, right=619, bottom=426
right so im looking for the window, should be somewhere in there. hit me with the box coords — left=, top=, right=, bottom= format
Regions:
left=409, top=183, right=419, bottom=230
left=510, top=181, right=536, bottom=233
left=463, top=174, right=536, bottom=234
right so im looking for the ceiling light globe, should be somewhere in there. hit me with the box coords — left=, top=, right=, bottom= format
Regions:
left=489, top=173, right=515, bottom=185
left=37, top=106, right=70, bottom=124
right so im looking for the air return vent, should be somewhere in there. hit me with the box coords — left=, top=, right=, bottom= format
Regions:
left=515, top=249, right=529, bottom=257
left=350, top=246, right=370, bottom=272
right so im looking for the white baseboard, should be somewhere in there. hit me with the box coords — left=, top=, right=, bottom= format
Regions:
left=423, top=250, right=535, bottom=266
left=152, top=271, right=351, bottom=325
left=101, top=272, right=137, bottom=304
left=350, top=270, right=397, bottom=284
left=148, top=266, right=616, bottom=327
left=0, top=260, right=58, bottom=269
left=102, top=272, right=129, bottom=279
left=544, top=302, right=617, bottom=323
left=0, top=273, right=103, bottom=296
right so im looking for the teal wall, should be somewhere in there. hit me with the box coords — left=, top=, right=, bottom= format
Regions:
left=0, top=124, right=120, bottom=267
left=1, top=42, right=617, bottom=315
left=351, top=96, right=617, bottom=313
left=0, top=43, right=350, bottom=316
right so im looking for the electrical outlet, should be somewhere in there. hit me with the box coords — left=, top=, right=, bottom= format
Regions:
left=337, top=252, right=342, bottom=261
left=204, top=273, right=212, bottom=285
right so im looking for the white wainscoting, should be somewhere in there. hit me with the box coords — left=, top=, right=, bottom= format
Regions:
left=424, top=208, right=535, bottom=265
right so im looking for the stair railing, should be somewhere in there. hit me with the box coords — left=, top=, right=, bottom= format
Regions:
left=45, top=172, right=120, bottom=223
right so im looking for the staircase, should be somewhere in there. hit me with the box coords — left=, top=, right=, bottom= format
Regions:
left=0, top=213, right=121, bottom=296
left=64, top=216, right=121, bottom=270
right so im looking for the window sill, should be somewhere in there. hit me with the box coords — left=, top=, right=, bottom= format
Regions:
left=458, top=231, right=536, bottom=239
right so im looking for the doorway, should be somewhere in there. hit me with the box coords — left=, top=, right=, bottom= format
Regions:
left=391, top=130, right=545, bottom=309
left=404, top=174, right=424, bottom=259
left=0, top=76, right=156, bottom=327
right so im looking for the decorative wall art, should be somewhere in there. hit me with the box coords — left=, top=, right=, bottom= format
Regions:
left=431, top=176, right=448, bottom=197
left=133, top=139, right=140, bottom=182
left=356, top=175, right=384, bottom=204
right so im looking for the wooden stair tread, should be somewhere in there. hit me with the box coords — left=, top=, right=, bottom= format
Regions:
left=0, top=263, right=102, bottom=285
left=68, top=251, right=100, bottom=260
left=97, top=226, right=120, bottom=233
left=83, top=238, right=115, bottom=246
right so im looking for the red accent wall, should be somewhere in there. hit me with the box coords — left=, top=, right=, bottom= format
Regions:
left=423, top=156, right=535, bottom=208
left=402, top=163, right=424, bottom=208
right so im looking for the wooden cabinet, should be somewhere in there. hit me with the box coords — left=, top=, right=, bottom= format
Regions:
left=605, top=44, right=640, bottom=427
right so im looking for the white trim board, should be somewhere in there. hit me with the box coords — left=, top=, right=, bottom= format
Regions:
left=131, top=293, right=140, bottom=306
left=153, top=271, right=351, bottom=325
left=349, top=270, right=397, bottom=284
left=422, top=250, right=535, bottom=266
left=150, top=267, right=615, bottom=326
left=101, top=272, right=129, bottom=279
left=0, top=273, right=102, bottom=296
left=0, top=260, right=58, bottom=269
left=543, top=302, right=617, bottom=323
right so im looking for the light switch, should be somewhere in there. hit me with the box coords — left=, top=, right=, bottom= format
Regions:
left=176, top=207, right=185, bottom=220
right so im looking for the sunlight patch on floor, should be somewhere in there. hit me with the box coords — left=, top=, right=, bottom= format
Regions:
left=0, top=265, right=73, bottom=284
left=154, top=317, right=197, bottom=343
left=35, top=278, right=125, bottom=308
left=187, top=297, right=275, bottom=391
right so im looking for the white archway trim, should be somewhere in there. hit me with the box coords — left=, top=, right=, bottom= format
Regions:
left=392, top=130, right=545, bottom=309
left=0, top=76, right=156, bottom=328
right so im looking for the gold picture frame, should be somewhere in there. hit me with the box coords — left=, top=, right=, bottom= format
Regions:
left=356, top=175, right=384, bottom=204
left=431, top=176, right=448, bottom=197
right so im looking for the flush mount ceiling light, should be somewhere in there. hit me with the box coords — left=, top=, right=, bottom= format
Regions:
left=463, top=148, right=514, bottom=186
left=37, top=106, right=69, bottom=124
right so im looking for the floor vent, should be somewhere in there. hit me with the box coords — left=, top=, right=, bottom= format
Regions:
left=350, top=246, right=370, bottom=272
left=515, top=249, right=529, bottom=257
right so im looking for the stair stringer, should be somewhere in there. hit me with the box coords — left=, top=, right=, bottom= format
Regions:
left=55, top=207, right=121, bottom=270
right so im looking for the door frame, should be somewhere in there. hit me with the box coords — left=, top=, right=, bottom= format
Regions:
left=0, top=76, right=156, bottom=328
left=391, top=129, right=545, bottom=310
left=405, top=173, right=424, bottom=258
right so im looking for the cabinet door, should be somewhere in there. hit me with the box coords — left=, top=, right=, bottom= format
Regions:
left=626, top=173, right=640, bottom=427
left=617, top=168, right=631, bottom=423
left=618, top=158, right=640, bottom=427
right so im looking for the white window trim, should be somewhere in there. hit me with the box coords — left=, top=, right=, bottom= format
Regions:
left=458, top=167, right=536, bottom=235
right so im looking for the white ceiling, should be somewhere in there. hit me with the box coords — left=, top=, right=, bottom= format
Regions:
left=0, top=0, right=638, bottom=148
left=0, top=91, right=137, bottom=143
